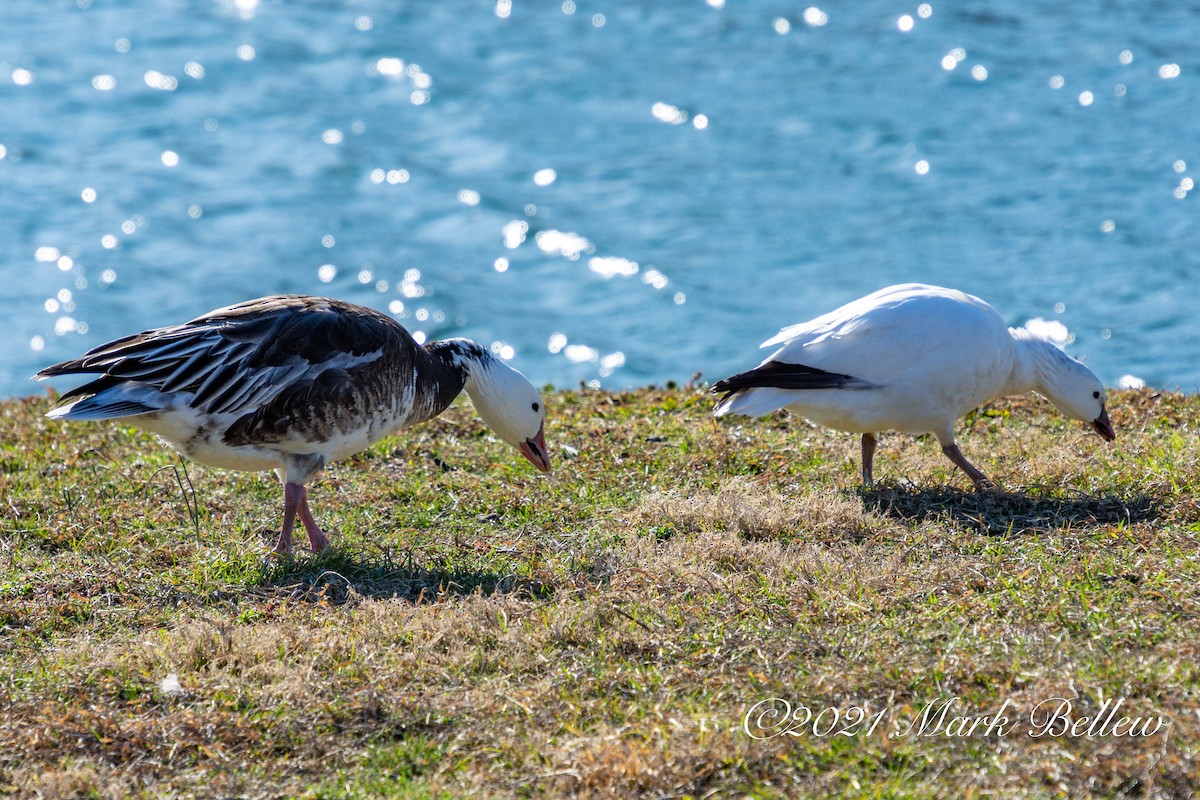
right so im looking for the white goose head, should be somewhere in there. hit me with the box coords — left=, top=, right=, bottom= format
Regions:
left=1024, top=334, right=1116, bottom=442
left=450, top=341, right=551, bottom=472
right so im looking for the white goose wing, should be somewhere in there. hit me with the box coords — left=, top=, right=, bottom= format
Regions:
left=759, top=284, right=1004, bottom=382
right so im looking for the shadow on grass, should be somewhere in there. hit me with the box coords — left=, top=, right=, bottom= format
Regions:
left=221, top=546, right=554, bottom=607
left=861, top=483, right=1160, bottom=535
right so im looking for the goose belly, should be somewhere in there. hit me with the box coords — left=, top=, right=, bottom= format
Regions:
left=285, top=392, right=425, bottom=461
left=783, top=386, right=959, bottom=436
left=784, top=391, right=918, bottom=434
left=131, top=409, right=283, bottom=473
left=130, top=387, right=426, bottom=473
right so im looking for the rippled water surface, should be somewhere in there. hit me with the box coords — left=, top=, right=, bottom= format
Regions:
left=4, top=1, right=1199, bottom=396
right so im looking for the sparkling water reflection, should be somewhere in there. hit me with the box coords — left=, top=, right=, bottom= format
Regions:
left=4, top=1, right=1200, bottom=396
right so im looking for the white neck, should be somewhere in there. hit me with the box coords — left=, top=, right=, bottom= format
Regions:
left=432, top=338, right=493, bottom=390
left=439, top=340, right=533, bottom=449
left=1006, top=328, right=1075, bottom=397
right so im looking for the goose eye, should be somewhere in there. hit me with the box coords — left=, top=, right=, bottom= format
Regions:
left=532, top=402, right=540, bottom=412
left=1092, top=391, right=1100, bottom=399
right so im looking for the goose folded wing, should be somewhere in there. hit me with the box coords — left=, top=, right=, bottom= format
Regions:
left=712, top=360, right=869, bottom=398
left=762, top=292, right=992, bottom=383
left=39, top=300, right=394, bottom=417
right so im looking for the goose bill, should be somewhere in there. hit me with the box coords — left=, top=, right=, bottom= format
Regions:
left=518, top=422, right=551, bottom=472
left=1091, top=407, right=1116, bottom=442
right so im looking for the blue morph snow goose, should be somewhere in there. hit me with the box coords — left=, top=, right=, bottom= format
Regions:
left=713, top=284, right=1115, bottom=488
left=36, top=295, right=551, bottom=554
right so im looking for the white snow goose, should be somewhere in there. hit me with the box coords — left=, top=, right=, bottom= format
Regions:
left=36, top=295, right=551, bottom=554
left=712, top=283, right=1116, bottom=488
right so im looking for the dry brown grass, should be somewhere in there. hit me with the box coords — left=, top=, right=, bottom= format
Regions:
left=2, top=387, right=1199, bottom=798
left=637, top=475, right=884, bottom=542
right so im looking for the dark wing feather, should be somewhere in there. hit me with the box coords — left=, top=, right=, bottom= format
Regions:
left=223, top=366, right=363, bottom=445
left=712, top=360, right=868, bottom=398
left=37, top=296, right=405, bottom=417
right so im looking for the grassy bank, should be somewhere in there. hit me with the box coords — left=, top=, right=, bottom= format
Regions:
left=1, top=385, right=1198, bottom=798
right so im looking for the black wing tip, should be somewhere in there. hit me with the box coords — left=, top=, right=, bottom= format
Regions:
left=34, top=360, right=86, bottom=380
left=710, top=363, right=793, bottom=396
left=710, top=376, right=741, bottom=399
left=711, top=361, right=866, bottom=394
left=53, top=375, right=126, bottom=403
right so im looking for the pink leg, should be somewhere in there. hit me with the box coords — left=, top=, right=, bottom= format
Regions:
left=273, top=483, right=329, bottom=554
left=861, top=433, right=877, bottom=486
left=273, top=482, right=303, bottom=555
left=295, top=485, right=329, bottom=552
left=941, top=443, right=995, bottom=490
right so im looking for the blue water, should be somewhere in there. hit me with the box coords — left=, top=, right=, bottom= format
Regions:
left=4, top=1, right=1199, bottom=397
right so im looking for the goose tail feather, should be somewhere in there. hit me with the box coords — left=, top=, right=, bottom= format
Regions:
left=46, top=379, right=162, bottom=421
